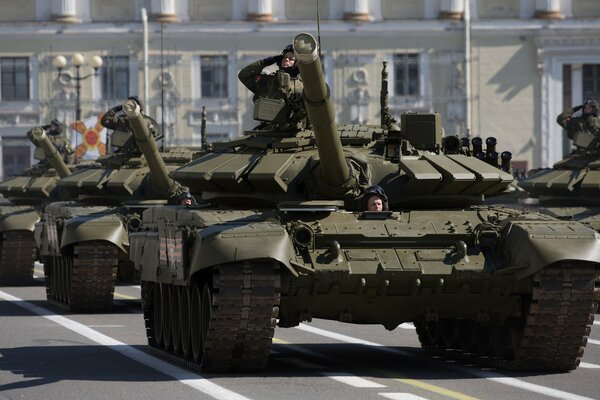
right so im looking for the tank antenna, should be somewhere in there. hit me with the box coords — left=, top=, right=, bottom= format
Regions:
left=201, top=106, right=208, bottom=150
left=316, top=0, right=322, bottom=60
left=160, top=22, right=165, bottom=151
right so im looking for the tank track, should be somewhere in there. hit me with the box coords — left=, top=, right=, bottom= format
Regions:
left=415, top=262, right=599, bottom=372
left=143, top=261, right=281, bottom=372
left=44, top=241, right=118, bottom=312
left=0, top=231, right=37, bottom=285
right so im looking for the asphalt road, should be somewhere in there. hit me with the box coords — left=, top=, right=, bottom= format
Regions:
left=1, top=267, right=598, bottom=400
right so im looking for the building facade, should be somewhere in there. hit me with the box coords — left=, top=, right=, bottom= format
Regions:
left=0, top=0, right=599, bottom=178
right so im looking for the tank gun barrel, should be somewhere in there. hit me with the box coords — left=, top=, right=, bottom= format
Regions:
left=122, top=100, right=176, bottom=195
left=293, top=33, right=352, bottom=191
left=29, top=127, right=71, bottom=178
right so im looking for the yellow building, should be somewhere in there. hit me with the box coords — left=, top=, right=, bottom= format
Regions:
left=0, top=0, right=599, bottom=178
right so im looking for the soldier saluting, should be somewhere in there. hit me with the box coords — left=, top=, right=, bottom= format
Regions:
left=238, top=44, right=307, bottom=129
left=557, top=98, right=600, bottom=151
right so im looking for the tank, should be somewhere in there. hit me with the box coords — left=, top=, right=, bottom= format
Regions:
left=0, top=127, right=73, bottom=284
left=518, top=141, right=600, bottom=232
left=34, top=100, right=202, bottom=311
left=129, top=33, right=600, bottom=373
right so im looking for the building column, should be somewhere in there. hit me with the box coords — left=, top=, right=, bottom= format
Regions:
left=247, top=0, right=273, bottom=21
left=534, top=0, right=562, bottom=19
left=439, top=0, right=464, bottom=19
left=51, top=0, right=79, bottom=23
left=343, top=0, right=370, bottom=21
left=151, top=0, right=177, bottom=22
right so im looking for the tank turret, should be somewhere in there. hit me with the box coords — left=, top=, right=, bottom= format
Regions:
left=28, top=127, right=72, bottom=179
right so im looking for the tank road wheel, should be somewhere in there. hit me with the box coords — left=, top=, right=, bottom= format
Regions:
left=474, top=324, right=492, bottom=357
left=190, top=283, right=204, bottom=362
left=457, top=319, right=477, bottom=353
left=440, top=319, right=460, bottom=349
left=200, top=262, right=281, bottom=372
left=490, top=325, right=516, bottom=361
left=180, top=286, right=192, bottom=359
left=171, top=286, right=182, bottom=355
left=153, top=283, right=164, bottom=346
left=507, top=263, right=598, bottom=371
left=162, top=284, right=173, bottom=350
left=0, top=231, right=37, bottom=285
left=57, top=258, right=65, bottom=302
left=68, top=242, right=118, bottom=312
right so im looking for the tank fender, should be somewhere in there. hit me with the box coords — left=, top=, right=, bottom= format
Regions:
left=500, top=220, right=600, bottom=279
left=0, top=209, right=40, bottom=233
left=189, top=222, right=296, bottom=276
left=61, top=213, right=129, bottom=253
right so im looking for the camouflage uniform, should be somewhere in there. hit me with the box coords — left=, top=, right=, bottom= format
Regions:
left=238, top=50, right=307, bottom=128
left=556, top=100, right=600, bottom=151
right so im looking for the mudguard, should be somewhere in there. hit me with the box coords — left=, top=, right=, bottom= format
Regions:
left=0, top=207, right=40, bottom=233
left=189, top=221, right=296, bottom=275
left=500, top=219, right=600, bottom=279
left=61, top=213, right=129, bottom=253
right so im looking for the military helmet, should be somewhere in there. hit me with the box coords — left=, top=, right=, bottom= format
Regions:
left=583, top=98, right=598, bottom=116
left=363, top=185, right=389, bottom=211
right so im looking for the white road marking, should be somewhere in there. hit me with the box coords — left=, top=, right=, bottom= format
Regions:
left=380, top=393, right=429, bottom=400
left=399, top=323, right=415, bottom=330
left=323, top=372, right=386, bottom=388
left=593, top=321, right=600, bottom=326
left=296, top=323, right=597, bottom=400
left=579, top=362, right=600, bottom=369
left=0, top=290, right=252, bottom=400
left=587, top=338, right=600, bottom=346
left=87, top=325, right=125, bottom=328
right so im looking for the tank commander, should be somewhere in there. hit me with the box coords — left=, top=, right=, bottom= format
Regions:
left=364, top=185, right=389, bottom=212
left=178, top=190, right=197, bottom=206
left=556, top=98, right=600, bottom=151
left=238, top=44, right=306, bottom=129
left=27, top=119, right=76, bottom=164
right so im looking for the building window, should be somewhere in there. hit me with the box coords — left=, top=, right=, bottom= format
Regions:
left=101, top=56, right=129, bottom=100
left=394, top=54, right=419, bottom=96
left=1, top=57, right=30, bottom=101
left=200, top=55, right=228, bottom=98
left=2, top=144, right=30, bottom=177
left=583, top=64, right=600, bottom=100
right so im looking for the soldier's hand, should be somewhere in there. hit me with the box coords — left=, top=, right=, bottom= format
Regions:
left=263, top=55, right=283, bottom=66
left=572, top=105, right=584, bottom=112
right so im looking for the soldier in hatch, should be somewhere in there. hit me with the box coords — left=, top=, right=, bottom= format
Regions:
left=557, top=98, right=600, bottom=152
left=27, top=119, right=76, bottom=164
left=238, top=44, right=307, bottom=129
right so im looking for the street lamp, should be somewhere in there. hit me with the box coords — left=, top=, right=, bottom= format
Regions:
left=53, top=53, right=103, bottom=122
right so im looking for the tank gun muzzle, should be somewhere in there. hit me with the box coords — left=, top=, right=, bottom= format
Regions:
left=123, top=99, right=177, bottom=196
left=294, top=32, right=357, bottom=196
left=29, top=126, right=71, bottom=178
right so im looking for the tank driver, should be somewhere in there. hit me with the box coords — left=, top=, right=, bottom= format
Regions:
left=238, top=44, right=307, bottom=129
left=556, top=98, right=600, bottom=152
left=364, top=185, right=389, bottom=212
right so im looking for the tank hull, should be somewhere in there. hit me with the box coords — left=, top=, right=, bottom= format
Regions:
left=131, top=205, right=600, bottom=372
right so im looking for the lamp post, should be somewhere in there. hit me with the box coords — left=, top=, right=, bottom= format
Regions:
left=52, top=53, right=103, bottom=122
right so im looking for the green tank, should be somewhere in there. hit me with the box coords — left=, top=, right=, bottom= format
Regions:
left=34, top=100, right=202, bottom=311
left=130, top=33, right=600, bottom=372
left=0, top=127, right=73, bottom=284
left=518, top=139, right=600, bottom=232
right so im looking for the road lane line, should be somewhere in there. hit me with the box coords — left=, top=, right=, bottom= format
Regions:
left=113, top=292, right=139, bottom=300
left=587, top=338, right=600, bottom=345
left=274, top=336, right=480, bottom=400
left=0, top=290, right=252, bottom=400
left=380, top=394, right=429, bottom=400
left=593, top=321, right=599, bottom=326
left=296, top=323, right=597, bottom=400
left=323, top=372, right=386, bottom=388
left=579, top=362, right=600, bottom=369
left=399, top=323, right=415, bottom=330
